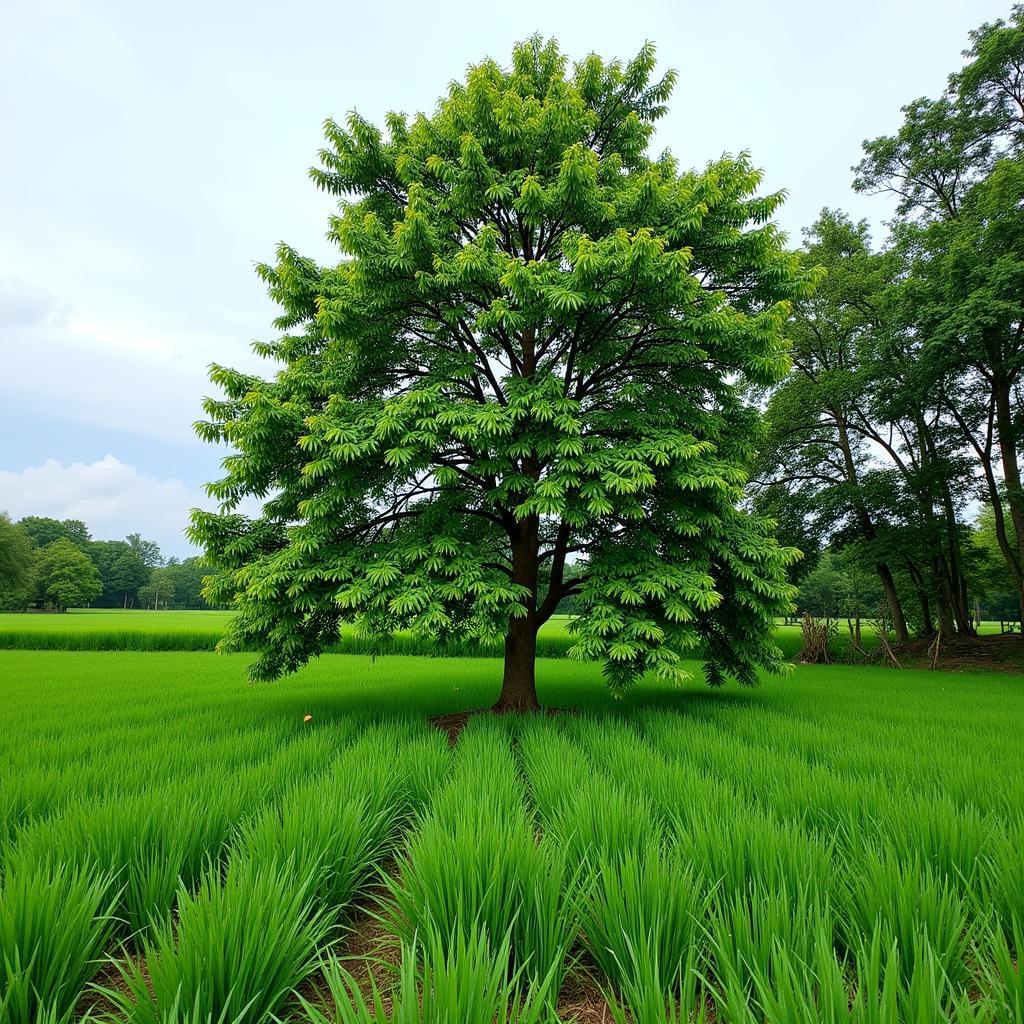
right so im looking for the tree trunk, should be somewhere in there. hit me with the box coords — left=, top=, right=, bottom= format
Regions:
left=994, top=376, right=1024, bottom=618
left=919, top=591, right=933, bottom=635
left=494, top=515, right=542, bottom=712
left=833, top=414, right=910, bottom=642
left=495, top=615, right=541, bottom=712
left=946, top=390, right=1024, bottom=626
left=934, top=565, right=956, bottom=637
left=938, top=485, right=972, bottom=635
left=876, top=563, right=910, bottom=642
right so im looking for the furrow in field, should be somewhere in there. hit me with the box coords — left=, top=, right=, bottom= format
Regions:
left=322, top=716, right=574, bottom=1021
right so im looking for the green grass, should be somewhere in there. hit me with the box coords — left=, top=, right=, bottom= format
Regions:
left=1, top=649, right=1022, bottom=1021
left=0, top=609, right=231, bottom=652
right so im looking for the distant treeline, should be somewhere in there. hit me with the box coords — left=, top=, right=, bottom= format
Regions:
left=0, top=513, right=223, bottom=612
left=789, top=522, right=1021, bottom=628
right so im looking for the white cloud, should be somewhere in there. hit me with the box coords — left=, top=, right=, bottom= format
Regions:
left=0, top=276, right=69, bottom=329
left=0, top=455, right=205, bottom=555
left=0, top=306, right=271, bottom=444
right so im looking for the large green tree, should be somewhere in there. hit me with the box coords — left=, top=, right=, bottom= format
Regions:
left=161, top=557, right=215, bottom=609
left=126, top=532, right=164, bottom=570
left=138, top=567, right=176, bottom=610
left=755, top=212, right=914, bottom=640
left=33, top=538, right=102, bottom=612
left=191, top=38, right=814, bottom=709
left=0, top=512, right=34, bottom=610
left=854, top=7, right=1024, bottom=621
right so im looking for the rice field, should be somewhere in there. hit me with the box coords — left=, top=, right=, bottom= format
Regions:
left=1, top=649, right=1022, bottom=1022
left=5, top=610, right=1014, bottom=660
left=0, top=611, right=577, bottom=656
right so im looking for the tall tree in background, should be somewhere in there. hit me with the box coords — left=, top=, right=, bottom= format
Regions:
left=854, top=6, right=1024, bottom=620
left=33, top=539, right=101, bottom=612
left=758, top=7, right=1024, bottom=636
left=952, top=6, right=1024, bottom=141
left=755, top=212, right=914, bottom=639
left=890, top=164, right=1024, bottom=621
left=161, top=558, right=214, bottom=609
left=192, top=37, right=814, bottom=709
left=971, top=505, right=1021, bottom=618
left=17, top=517, right=91, bottom=551
left=126, top=533, right=164, bottom=570
left=138, top=567, right=176, bottom=610
left=0, top=513, right=34, bottom=610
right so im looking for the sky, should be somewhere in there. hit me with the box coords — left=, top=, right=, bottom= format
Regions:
left=0, top=0, right=1002, bottom=557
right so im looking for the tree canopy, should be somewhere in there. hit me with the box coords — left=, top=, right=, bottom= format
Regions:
left=89, top=540, right=151, bottom=609
left=191, top=36, right=816, bottom=709
left=757, top=6, right=1024, bottom=637
left=17, top=516, right=91, bottom=552
left=32, top=539, right=102, bottom=612
left=0, top=513, right=34, bottom=610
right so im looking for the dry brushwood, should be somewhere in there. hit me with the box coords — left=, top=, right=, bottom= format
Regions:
left=798, top=614, right=835, bottom=664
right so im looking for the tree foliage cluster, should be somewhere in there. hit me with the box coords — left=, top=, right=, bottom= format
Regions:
left=0, top=514, right=217, bottom=612
left=190, top=36, right=819, bottom=708
left=755, top=7, right=1024, bottom=637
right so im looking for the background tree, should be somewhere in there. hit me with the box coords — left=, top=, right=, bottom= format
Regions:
left=159, top=558, right=204, bottom=609
left=758, top=8, right=1024, bottom=637
left=89, top=540, right=150, bottom=608
left=0, top=512, right=34, bottom=610
left=17, top=516, right=91, bottom=551
left=191, top=36, right=814, bottom=709
left=797, top=551, right=852, bottom=620
left=951, top=5, right=1024, bottom=143
left=126, top=532, right=164, bottom=570
left=969, top=505, right=1021, bottom=619
left=888, top=162, right=1024, bottom=619
left=754, top=211, right=914, bottom=639
left=33, top=538, right=102, bottom=612
left=851, top=6, right=1024, bottom=620
left=138, top=567, right=176, bottom=610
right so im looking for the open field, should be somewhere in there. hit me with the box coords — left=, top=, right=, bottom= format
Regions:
left=0, top=611, right=576, bottom=656
left=1, top=609, right=1017, bottom=661
left=1, top=649, right=1022, bottom=1022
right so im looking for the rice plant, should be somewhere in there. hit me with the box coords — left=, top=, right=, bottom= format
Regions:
left=236, top=794, right=388, bottom=919
left=383, top=783, right=546, bottom=976
left=2, top=646, right=1023, bottom=1021
left=382, top=719, right=578, bottom=1006
left=839, top=853, right=974, bottom=991
left=607, top=947, right=711, bottom=1024
left=982, top=822, right=1024, bottom=946
left=100, top=858, right=331, bottom=1024
left=578, top=842, right=711, bottom=998
left=0, top=862, right=117, bottom=1024
left=512, top=840, right=582, bottom=996
left=542, top=772, right=655, bottom=866
left=302, top=922, right=553, bottom=1024
left=709, top=877, right=831, bottom=1011
left=975, top=917, right=1024, bottom=1024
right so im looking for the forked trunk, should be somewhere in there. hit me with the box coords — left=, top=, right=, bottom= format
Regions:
left=494, top=614, right=541, bottom=712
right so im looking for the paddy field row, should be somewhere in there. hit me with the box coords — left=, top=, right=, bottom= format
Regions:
left=1, top=650, right=1022, bottom=1021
